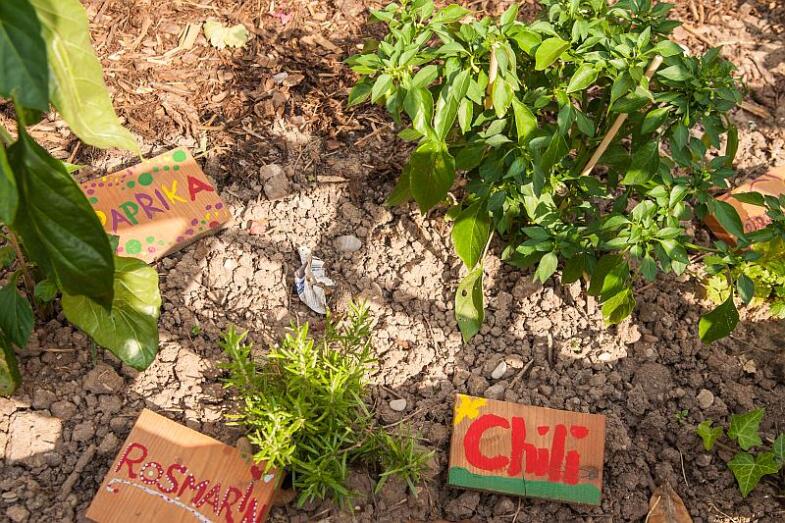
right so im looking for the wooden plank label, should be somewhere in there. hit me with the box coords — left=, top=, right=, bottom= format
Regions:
left=448, top=394, right=606, bottom=505
left=705, top=166, right=785, bottom=244
left=86, top=409, right=277, bottom=523
left=80, top=148, right=230, bottom=263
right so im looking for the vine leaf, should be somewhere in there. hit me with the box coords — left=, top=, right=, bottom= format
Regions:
left=0, top=0, right=49, bottom=111
left=728, top=408, right=764, bottom=450
left=696, top=420, right=723, bottom=451
left=727, top=451, right=781, bottom=497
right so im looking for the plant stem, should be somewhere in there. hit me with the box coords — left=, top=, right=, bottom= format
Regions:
left=8, top=232, right=36, bottom=304
left=580, top=55, right=664, bottom=177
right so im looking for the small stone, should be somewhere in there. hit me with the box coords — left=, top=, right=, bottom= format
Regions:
left=491, top=361, right=508, bottom=380
left=696, top=454, right=713, bottom=467
left=32, top=389, right=56, bottom=410
left=485, top=383, right=506, bottom=400
left=389, top=398, right=407, bottom=412
left=598, top=352, right=613, bottom=362
left=6, top=504, right=29, bottom=523
left=446, top=491, right=480, bottom=520
left=98, top=433, right=119, bottom=455
left=259, top=163, right=284, bottom=181
left=493, top=497, right=516, bottom=516
left=83, top=364, right=124, bottom=394
left=697, top=389, right=715, bottom=410
left=72, top=421, right=95, bottom=442
left=263, top=172, right=290, bottom=200
left=334, top=235, right=362, bottom=253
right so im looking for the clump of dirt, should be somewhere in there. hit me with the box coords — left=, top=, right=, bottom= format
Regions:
left=2, top=1, right=785, bottom=522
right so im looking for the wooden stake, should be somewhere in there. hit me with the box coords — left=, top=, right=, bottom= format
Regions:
left=579, top=55, right=664, bottom=178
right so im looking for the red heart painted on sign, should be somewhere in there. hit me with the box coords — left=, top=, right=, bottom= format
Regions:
left=250, top=465, right=262, bottom=481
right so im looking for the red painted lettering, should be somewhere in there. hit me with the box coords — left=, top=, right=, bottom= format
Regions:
left=159, top=463, right=187, bottom=494
left=240, top=499, right=268, bottom=523
left=570, top=425, right=588, bottom=439
left=564, top=450, right=581, bottom=485
left=178, top=475, right=209, bottom=503
left=115, top=442, right=147, bottom=479
left=187, top=175, right=214, bottom=201
left=218, top=486, right=242, bottom=523
left=464, top=414, right=510, bottom=472
left=548, top=425, right=567, bottom=482
left=197, top=483, right=222, bottom=512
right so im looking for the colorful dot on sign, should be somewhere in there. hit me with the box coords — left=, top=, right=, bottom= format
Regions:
left=89, top=197, right=98, bottom=204
left=147, top=246, right=156, bottom=254
left=185, top=229, right=194, bottom=235
left=176, top=236, right=184, bottom=243
left=215, top=203, right=223, bottom=210
left=153, top=167, right=159, bottom=172
left=199, top=226, right=204, bottom=231
left=209, top=221, right=219, bottom=229
left=138, top=173, right=153, bottom=186
left=98, top=182, right=104, bottom=187
left=204, top=213, right=210, bottom=220
left=173, top=150, right=187, bottom=162
left=117, top=246, right=124, bottom=253
left=163, top=166, right=170, bottom=171
left=128, top=181, right=136, bottom=188
left=158, top=240, right=164, bottom=246
left=91, top=183, right=96, bottom=187
left=191, top=219, right=198, bottom=226
left=173, top=165, right=180, bottom=171
left=87, top=188, right=95, bottom=195
left=125, top=239, right=142, bottom=255
left=146, top=236, right=155, bottom=244
left=206, top=204, right=212, bottom=211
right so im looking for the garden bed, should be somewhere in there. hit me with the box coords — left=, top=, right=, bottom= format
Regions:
left=1, top=0, right=785, bottom=521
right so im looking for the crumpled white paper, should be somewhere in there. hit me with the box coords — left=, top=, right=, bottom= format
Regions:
left=294, top=245, right=334, bottom=314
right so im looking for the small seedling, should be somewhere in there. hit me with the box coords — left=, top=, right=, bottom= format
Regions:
left=675, top=409, right=689, bottom=424
left=190, top=324, right=203, bottom=337
left=697, top=409, right=785, bottom=497
left=221, top=302, right=432, bottom=507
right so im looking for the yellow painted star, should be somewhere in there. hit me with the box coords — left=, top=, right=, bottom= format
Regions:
left=454, top=394, right=487, bottom=425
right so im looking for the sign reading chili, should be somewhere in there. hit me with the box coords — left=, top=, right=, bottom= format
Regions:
left=80, top=148, right=230, bottom=264
left=448, top=394, right=606, bottom=505
left=86, top=409, right=277, bottom=523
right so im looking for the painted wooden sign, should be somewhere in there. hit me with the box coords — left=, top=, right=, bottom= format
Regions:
left=80, top=148, right=230, bottom=263
left=448, top=394, right=606, bottom=505
left=86, top=409, right=277, bottom=523
left=706, top=166, right=785, bottom=244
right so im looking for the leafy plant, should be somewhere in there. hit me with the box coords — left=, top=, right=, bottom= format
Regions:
left=697, top=409, right=785, bottom=497
left=221, top=302, right=432, bottom=507
left=0, top=0, right=159, bottom=395
left=347, top=0, right=780, bottom=344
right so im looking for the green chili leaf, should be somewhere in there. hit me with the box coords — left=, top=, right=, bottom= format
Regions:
left=699, top=293, right=739, bottom=343
left=455, top=264, right=484, bottom=342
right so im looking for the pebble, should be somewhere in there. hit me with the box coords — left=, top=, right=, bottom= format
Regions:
left=259, top=163, right=284, bottom=181
left=697, top=389, right=715, bottom=409
left=334, top=234, right=362, bottom=253
left=493, top=497, right=516, bottom=516
left=98, top=433, right=119, bottom=455
left=485, top=383, right=506, bottom=400
left=491, top=361, right=507, bottom=380
left=6, top=504, right=29, bottom=523
left=83, top=364, right=124, bottom=394
left=389, top=398, right=407, bottom=412
left=72, top=421, right=95, bottom=443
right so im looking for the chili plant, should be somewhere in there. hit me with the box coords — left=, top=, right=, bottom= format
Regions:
left=347, top=0, right=775, bottom=343
left=0, top=0, right=160, bottom=395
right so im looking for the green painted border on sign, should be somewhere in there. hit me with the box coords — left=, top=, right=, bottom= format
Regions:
left=448, top=467, right=602, bottom=506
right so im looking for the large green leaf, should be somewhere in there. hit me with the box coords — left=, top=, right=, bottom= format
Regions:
left=451, top=201, right=489, bottom=269
left=728, top=408, right=764, bottom=450
left=622, top=140, right=659, bottom=185
left=28, top=0, right=139, bottom=153
left=601, top=286, right=636, bottom=325
left=699, top=293, right=739, bottom=344
left=0, top=334, right=20, bottom=396
left=535, top=37, right=569, bottom=70
left=711, top=200, right=746, bottom=240
left=0, top=0, right=49, bottom=111
left=0, top=280, right=33, bottom=349
left=511, top=99, right=536, bottom=142
left=0, top=143, right=18, bottom=223
left=566, top=64, right=598, bottom=93
left=455, top=265, right=484, bottom=342
left=62, top=256, right=161, bottom=370
left=8, top=127, right=114, bottom=307
left=408, top=141, right=455, bottom=211
left=728, top=451, right=781, bottom=497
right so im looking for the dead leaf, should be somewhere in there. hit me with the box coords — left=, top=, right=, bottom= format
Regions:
left=646, top=483, right=692, bottom=523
